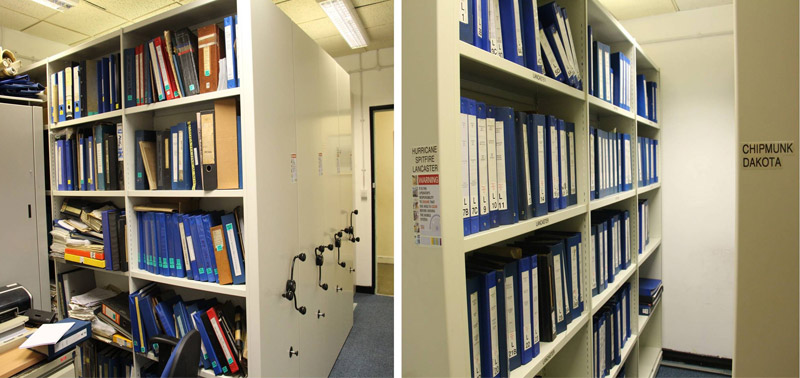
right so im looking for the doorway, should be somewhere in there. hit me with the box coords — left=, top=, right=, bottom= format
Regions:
left=371, top=105, right=394, bottom=296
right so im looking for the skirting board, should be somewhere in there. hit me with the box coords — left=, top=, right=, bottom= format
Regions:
left=376, top=256, right=394, bottom=264
left=662, top=349, right=733, bottom=373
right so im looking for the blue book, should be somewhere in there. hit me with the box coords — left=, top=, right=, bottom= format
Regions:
left=636, top=74, right=647, bottom=118
left=462, top=98, right=475, bottom=235
left=221, top=213, right=245, bottom=284
left=124, top=48, right=136, bottom=108
left=155, top=212, right=168, bottom=276
left=460, top=0, right=475, bottom=45
left=172, top=53, right=187, bottom=96
left=477, top=102, right=490, bottom=231
left=192, top=310, right=224, bottom=375
left=224, top=16, right=239, bottom=89
left=494, top=106, right=518, bottom=226
left=498, top=0, right=524, bottom=65
left=473, top=0, right=488, bottom=51
left=544, top=115, right=560, bottom=211
left=167, top=214, right=179, bottom=276
left=520, top=0, right=543, bottom=73
left=515, top=257, right=534, bottom=365
left=515, top=111, right=533, bottom=221
left=527, top=114, right=548, bottom=217
left=557, top=118, right=567, bottom=209
left=142, top=212, right=153, bottom=273
left=487, top=106, right=499, bottom=228
left=466, top=274, right=482, bottom=378
left=565, top=122, right=577, bottom=206
left=467, top=99, right=480, bottom=234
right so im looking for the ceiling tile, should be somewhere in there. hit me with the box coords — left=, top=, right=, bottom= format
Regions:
left=23, top=21, right=88, bottom=45
left=179, top=0, right=198, bottom=4
left=0, top=6, right=39, bottom=30
left=277, top=0, right=327, bottom=24
left=299, top=17, right=340, bottom=39
left=598, top=0, right=676, bottom=20
left=315, top=35, right=356, bottom=58
left=314, top=22, right=392, bottom=57
left=45, top=4, right=127, bottom=35
left=352, top=0, right=388, bottom=7
left=363, top=23, right=392, bottom=49
left=87, top=0, right=177, bottom=21
left=0, top=0, right=58, bottom=19
left=355, top=0, right=392, bottom=28
left=132, top=3, right=181, bottom=23
left=674, top=0, right=732, bottom=11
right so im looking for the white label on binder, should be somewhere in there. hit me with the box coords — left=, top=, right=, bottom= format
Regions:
left=553, top=254, right=564, bottom=322
left=96, top=143, right=104, bottom=174
left=522, top=124, right=533, bottom=206
left=591, top=233, right=596, bottom=290
left=461, top=113, right=470, bottom=220
left=532, top=266, right=540, bottom=343
left=559, top=129, right=568, bottom=197
left=537, top=125, right=546, bottom=205
left=551, top=27, right=575, bottom=80
left=625, top=217, right=630, bottom=264
left=318, top=152, right=324, bottom=176
left=602, top=230, right=608, bottom=283
left=478, top=114, right=490, bottom=216
left=225, top=24, right=235, bottom=81
left=186, top=235, right=197, bottom=262
left=568, top=131, right=576, bottom=195
left=210, top=315, right=235, bottom=365
left=54, top=328, right=87, bottom=353
left=622, top=294, right=628, bottom=340
left=505, top=276, right=517, bottom=357
left=476, top=0, right=483, bottom=38
left=460, top=0, right=469, bottom=23
left=178, top=130, right=184, bottom=180
left=227, top=224, right=242, bottom=277
left=470, top=292, right=481, bottom=378
left=488, top=0, right=503, bottom=57
left=521, top=270, right=532, bottom=349
left=178, top=223, right=191, bottom=273
left=625, top=138, right=632, bottom=184
left=489, top=286, right=500, bottom=377
left=550, top=126, right=559, bottom=197
left=495, top=120, right=507, bottom=211
left=512, top=0, right=523, bottom=56
left=532, top=1, right=543, bottom=68
left=600, top=323, right=606, bottom=374
left=487, top=116, right=498, bottom=214
left=88, top=141, right=94, bottom=184
left=291, top=153, right=297, bottom=183
left=590, top=134, right=595, bottom=192
left=79, top=143, right=84, bottom=185
left=570, top=245, right=578, bottom=309
left=539, top=30, right=561, bottom=78
left=172, top=135, right=178, bottom=182
left=469, top=114, right=479, bottom=218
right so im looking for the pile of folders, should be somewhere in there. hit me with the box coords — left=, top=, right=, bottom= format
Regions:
left=638, top=136, right=658, bottom=187
left=76, top=338, right=134, bottom=377
left=49, top=53, right=121, bottom=123
left=459, top=0, right=583, bottom=90
left=134, top=99, right=241, bottom=191
left=588, top=27, right=632, bottom=110
left=137, top=209, right=245, bottom=285
left=465, top=230, right=584, bottom=377
left=54, top=124, right=123, bottom=191
left=124, top=15, right=239, bottom=107
left=637, top=76, right=658, bottom=122
left=590, top=209, right=632, bottom=299
left=639, top=278, right=663, bottom=316
left=51, top=199, right=127, bottom=271
left=129, top=285, right=245, bottom=376
left=593, top=284, right=633, bottom=378
left=461, top=97, right=579, bottom=237
left=589, top=127, right=633, bottom=200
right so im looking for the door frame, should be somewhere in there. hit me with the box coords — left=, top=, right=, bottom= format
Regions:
left=357, top=104, right=393, bottom=295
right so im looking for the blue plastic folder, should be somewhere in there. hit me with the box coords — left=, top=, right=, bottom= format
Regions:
left=460, top=0, right=474, bottom=45
left=528, top=114, right=548, bottom=217
left=221, top=213, right=246, bottom=284
left=498, top=0, right=524, bottom=65
left=515, top=111, right=533, bottom=221
left=520, top=0, right=543, bottom=73
left=495, top=106, right=519, bottom=226
left=473, top=0, right=488, bottom=51
left=477, top=102, right=490, bottom=231
left=544, top=115, right=560, bottom=212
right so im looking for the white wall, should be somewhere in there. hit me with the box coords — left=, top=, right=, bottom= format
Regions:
left=335, top=48, right=394, bottom=288
left=0, top=27, right=68, bottom=68
left=623, top=5, right=735, bottom=359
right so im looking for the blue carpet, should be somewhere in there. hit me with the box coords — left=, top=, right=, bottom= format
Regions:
left=656, top=366, right=730, bottom=377
left=329, top=293, right=394, bottom=377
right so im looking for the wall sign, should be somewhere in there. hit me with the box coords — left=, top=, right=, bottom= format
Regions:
left=741, top=141, right=795, bottom=169
left=411, top=145, right=442, bottom=246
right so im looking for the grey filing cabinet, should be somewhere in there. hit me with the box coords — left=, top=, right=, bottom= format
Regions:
left=0, top=100, right=49, bottom=310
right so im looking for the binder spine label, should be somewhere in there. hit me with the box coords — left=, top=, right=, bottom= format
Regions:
left=178, top=130, right=185, bottom=181
left=522, top=125, right=532, bottom=206
left=591, top=233, right=596, bottom=290
left=512, top=1, right=523, bottom=56
left=460, top=0, right=468, bottom=23
left=55, top=328, right=88, bottom=353
left=489, top=286, right=500, bottom=377
left=487, top=117, right=498, bottom=214
left=504, top=276, right=517, bottom=358
left=532, top=3, right=542, bottom=69
left=495, top=121, right=507, bottom=210
left=227, top=224, right=243, bottom=277
left=553, top=254, right=564, bottom=322
left=559, top=129, right=568, bottom=197
left=225, top=24, right=235, bottom=81
left=531, top=266, right=539, bottom=344
left=469, top=115, right=479, bottom=218
left=488, top=0, right=502, bottom=56
left=97, top=143, right=104, bottom=174
left=470, top=292, right=481, bottom=378
left=462, top=113, right=471, bottom=219
left=478, top=116, right=490, bottom=215
left=519, top=270, right=532, bottom=351
left=550, top=126, right=558, bottom=198
left=590, top=134, right=595, bottom=191
left=624, top=138, right=631, bottom=184
left=476, top=0, right=483, bottom=38
left=537, top=125, right=546, bottom=204
left=539, top=30, right=562, bottom=78
left=568, top=131, right=576, bottom=195
left=570, top=246, right=578, bottom=309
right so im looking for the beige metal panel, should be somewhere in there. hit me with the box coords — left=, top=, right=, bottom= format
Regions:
left=733, top=0, right=799, bottom=376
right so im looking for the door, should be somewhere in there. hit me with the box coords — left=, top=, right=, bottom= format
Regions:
left=371, top=106, right=394, bottom=295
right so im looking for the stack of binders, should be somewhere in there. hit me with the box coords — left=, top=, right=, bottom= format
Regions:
left=587, top=27, right=631, bottom=110
left=639, top=278, right=663, bottom=315
left=636, top=75, right=658, bottom=122
left=638, top=199, right=650, bottom=254
left=590, top=209, right=631, bottom=298
left=136, top=208, right=245, bottom=285
left=461, top=97, right=578, bottom=237
left=125, top=16, right=239, bottom=108
left=75, top=339, right=134, bottom=377
left=593, top=283, right=632, bottom=378
left=637, top=136, right=658, bottom=187
left=589, top=127, right=633, bottom=201
left=134, top=99, right=242, bottom=191
left=129, top=285, right=245, bottom=376
left=53, top=123, right=124, bottom=192
left=49, top=199, right=127, bottom=271
left=49, top=53, right=121, bottom=124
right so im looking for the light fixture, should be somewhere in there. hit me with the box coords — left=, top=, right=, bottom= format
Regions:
left=28, top=0, right=78, bottom=12
left=318, top=0, right=369, bottom=49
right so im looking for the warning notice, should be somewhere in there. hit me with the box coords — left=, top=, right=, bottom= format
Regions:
left=741, top=141, right=795, bottom=169
left=412, top=145, right=442, bottom=246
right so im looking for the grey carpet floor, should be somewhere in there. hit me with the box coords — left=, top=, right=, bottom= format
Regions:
left=329, top=293, right=394, bottom=377
left=656, top=366, right=730, bottom=377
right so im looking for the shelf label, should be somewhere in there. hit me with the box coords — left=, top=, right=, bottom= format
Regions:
left=290, top=153, right=297, bottom=183
left=741, top=141, right=795, bottom=169
left=411, top=145, right=442, bottom=246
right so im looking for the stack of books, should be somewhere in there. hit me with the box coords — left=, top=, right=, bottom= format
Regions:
left=639, top=278, right=663, bottom=316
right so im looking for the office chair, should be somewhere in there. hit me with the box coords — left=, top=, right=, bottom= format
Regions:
left=149, top=329, right=201, bottom=378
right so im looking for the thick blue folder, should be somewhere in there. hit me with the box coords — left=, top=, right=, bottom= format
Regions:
left=477, top=102, right=490, bottom=231
left=516, top=256, right=534, bottom=364
left=155, top=296, right=180, bottom=337
left=515, top=112, right=533, bottom=221
left=139, top=290, right=160, bottom=352
left=519, top=0, right=542, bottom=73
left=471, top=256, right=520, bottom=372
left=182, top=215, right=200, bottom=280
left=466, top=274, right=481, bottom=378
left=101, top=57, right=110, bottom=113
left=610, top=52, right=625, bottom=108
left=620, top=210, right=630, bottom=269
left=169, top=214, right=186, bottom=278
left=224, top=16, right=239, bottom=89
left=65, top=139, right=74, bottom=190
left=171, top=122, right=192, bottom=190
left=487, top=106, right=499, bottom=228
left=528, top=114, right=548, bottom=217
left=144, top=212, right=156, bottom=273
left=542, top=25, right=572, bottom=86
left=111, top=54, right=119, bottom=110
left=473, top=0, right=488, bottom=51
left=221, top=213, right=246, bottom=284
left=495, top=107, right=518, bottom=226
left=641, top=137, right=649, bottom=187
left=557, top=119, right=568, bottom=209
left=636, top=74, right=647, bottom=118
left=528, top=256, right=541, bottom=357
left=189, top=215, right=210, bottom=282
left=549, top=241, right=568, bottom=334
left=498, top=0, right=524, bottom=65
left=155, top=212, right=168, bottom=276
left=192, top=310, right=224, bottom=375
left=201, top=215, right=220, bottom=283
left=476, top=269, right=500, bottom=378
left=622, top=133, right=632, bottom=191
left=566, top=122, right=577, bottom=206
left=647, top=81, right=657, bottom=122
left=461, top=98, right=472, bottom=235
left=544, top=115, right=560, bottom=212
left=460, top=0, right=474, bottom=45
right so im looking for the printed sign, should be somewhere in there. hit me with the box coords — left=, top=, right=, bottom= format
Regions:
left=741, top=141, right=795, bottom=169
left=411, top=145, right=442, bottom=246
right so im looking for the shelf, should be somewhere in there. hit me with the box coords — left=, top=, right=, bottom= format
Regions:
left=636, top=116, right=659, bottom=130
left=50, top=110, right=123, bottom=129
left=129, top=269, right=247, bottom=297
left=509, top=312, right=589, bottom=378
left=92, top=334, right=132, bottom=352
left=459, top=42, right=585, bottom=102
left=51, top=256, right=130, bottom=276
left=589, top=190, right=636, bottom=211
left=463, top=205, right=587, bottom=253
left=127, top=189, right=243, bottom=198
left=591, top=264, right=636, bottom=315
left=50, top=190, right=125, bottom=197
left=639, top=347, right=663, bottom=378
left=638, top=297, right=661, bottom=334
left=124, top=88, right=240, bottom=115
left=0, top=95, right=44, bottom=104
left=588, top=96, right=635, bottom=120
left=638, top=237, right=662, bottom=266
left=608, top=334, right=638, bottom=378
left=636, top=182, right=661, bottom=195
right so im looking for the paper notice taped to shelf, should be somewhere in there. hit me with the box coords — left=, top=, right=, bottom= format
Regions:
left=412, top=145, right=442, bottom=246
left=290, top=153, right=297, bottom=183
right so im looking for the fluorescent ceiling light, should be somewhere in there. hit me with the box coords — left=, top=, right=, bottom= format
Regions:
left=318, top=0, right=369, bottom=49
left=29, top=0, right=78, bottom=12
